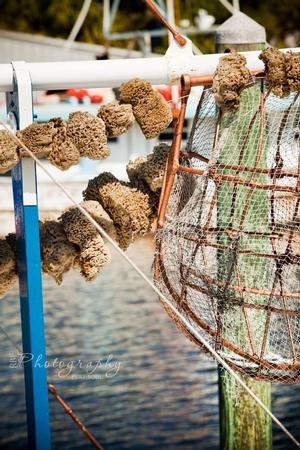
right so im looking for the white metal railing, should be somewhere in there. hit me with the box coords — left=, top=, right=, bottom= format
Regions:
left=0, top=39, right=299, bottom=91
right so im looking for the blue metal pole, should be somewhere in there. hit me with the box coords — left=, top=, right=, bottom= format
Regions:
left=6, top=61, right=51, bottom=450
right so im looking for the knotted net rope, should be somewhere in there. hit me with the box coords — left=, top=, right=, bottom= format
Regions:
left=154, top=79, right=300, bottom=383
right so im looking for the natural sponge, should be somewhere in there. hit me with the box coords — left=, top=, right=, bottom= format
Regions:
left=39, top=220, right=78, bottom=284
left=0, top=131, right=19, bottom=174
left=0, top=238, right=18, bottom=298
left=285, top=51, right=300, bottom=92
left=119, top=79, right=173, bottom=139
left=59, top=205, right=110, bottom=281
left=48, top=118, right=80, bottom=170
left=83, top=172, right=152, bottom=250
left=259, top=48, right=290, bottom=97
left=67, top=112, right=110, bottom=160
left=18, top=122, right=57, bottom=158
left=80, top=200, right=117, bottom=241
left=212, top=53, right=251, bottom=112
left=127, top=143, right=170, bottom=193
left=97, top=101, right=135, bottom=137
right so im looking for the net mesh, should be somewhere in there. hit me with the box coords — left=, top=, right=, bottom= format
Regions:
left=154, top=80, right=300, bottom=383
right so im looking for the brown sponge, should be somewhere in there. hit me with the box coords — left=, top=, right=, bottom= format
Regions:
left=127, top=143, right=169, bottom=193
left=119, top=79, right=173, bottom=139
left=83, top=172, right=152, bottom=250
left=97, top=101, right=135, bottom=137
left=0, top=238, right=18, bottom=298
left=67, top=112, right=110, bottom=160
left=0, top=131, right=19, bottom=174
left=39, top=220, right=78, bottom=284
left=18, top=122, right=57, bottom=158
left=285, top=51, right=300, bottom=92
left=80, top=200, right=117, bottom=241
left=212, top=53, right=252, bottom=112
left=259, top=48, right=290, bottom=97
left=48, top=118, right=80, bottom=170
left=83, top=171, right=118, bottom=203
left=59, top=205, right=110, bottom=281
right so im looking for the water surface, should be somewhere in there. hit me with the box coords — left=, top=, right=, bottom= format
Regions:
left=0, top=238, right=299, bottom=449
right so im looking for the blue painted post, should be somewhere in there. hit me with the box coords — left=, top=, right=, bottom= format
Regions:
left=6, top=61, right=51, bottom=450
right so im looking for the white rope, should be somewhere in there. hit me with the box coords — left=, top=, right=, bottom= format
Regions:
left=2, top=121, right=300, bottom=449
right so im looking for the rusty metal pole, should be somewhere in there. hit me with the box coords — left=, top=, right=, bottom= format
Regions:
left=215, top=12, right=272, bottom=450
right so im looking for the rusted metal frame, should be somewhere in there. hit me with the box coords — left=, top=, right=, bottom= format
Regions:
left=179, top=234, right=300, bottom=262
left=210, top=163, right=298, bottom=178
left=189, top=72, right=265, bottom=87
left=180, top=151, right=209, bottom=164
left=208, top=171, right=297, bottom=192
left=172, top=222, right=296, bottom=240
left=258, top=92, right=300, bottom=369
left=155, top=247, right=300, bottom=371
left=48, top=384, right=104, bottom=450
left=178, top=165, right=205, bottom=174
left=278, top=194, right=300, bottom=363
left=157, top=75, right=191, bottom=227
left=184, top=266, right=300, bottom=299
left=185, top=280, right=300, bottom=317
left=155, top=244, right=300, bottom=381
left=267, top=214, right=297, bottom=365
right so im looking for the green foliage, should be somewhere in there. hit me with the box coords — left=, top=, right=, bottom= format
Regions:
left=0, top=0, right=298, bottom=52
left=0, top=0, right=103, bottom=44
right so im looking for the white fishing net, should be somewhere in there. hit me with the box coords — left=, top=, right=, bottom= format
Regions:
left=154, top=80, right=300, bottom=383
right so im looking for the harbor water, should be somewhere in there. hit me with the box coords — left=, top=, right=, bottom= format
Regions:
left=0, top=237, right=299, bottom=449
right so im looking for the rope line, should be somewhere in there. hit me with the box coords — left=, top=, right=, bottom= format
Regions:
left=2, top=121, right=300, bottom=449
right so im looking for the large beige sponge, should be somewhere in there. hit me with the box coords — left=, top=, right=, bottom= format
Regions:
left=0, top=131, right=19, bottom=174
left=213, top=53, right=251, bottom=112
left=97, top=101, right=135, bottom=137
left=83, top=172, right=152, bottom=250
left=120, top=79, right=173, bottom=139
left=67, top=111, right=110, bottom=160
left=48, top=118, right=80, bottom=170
left=259, top=48, right=290, bottom=97
left=59, top=205, right=110, bottom=281
left=19, top=122, right=57, bottom=158
left=40, top=220, right=78, bottom=284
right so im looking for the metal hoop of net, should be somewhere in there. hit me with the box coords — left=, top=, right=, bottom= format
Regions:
left=154, top=77, right=300, bottom=383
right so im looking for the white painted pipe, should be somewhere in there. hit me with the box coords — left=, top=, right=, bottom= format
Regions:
left=1, top=40, right=299, bottom=92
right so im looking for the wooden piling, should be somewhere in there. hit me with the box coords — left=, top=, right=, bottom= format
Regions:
left=215, top=12, right=272, bottom=450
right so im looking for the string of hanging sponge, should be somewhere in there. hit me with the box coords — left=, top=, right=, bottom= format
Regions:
left=0, top=78, right=173, bottom=174
left=0, top=142, right=170, bottom=297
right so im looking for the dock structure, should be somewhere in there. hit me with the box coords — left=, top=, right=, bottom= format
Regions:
left=215, top=13, right=272, bottom=450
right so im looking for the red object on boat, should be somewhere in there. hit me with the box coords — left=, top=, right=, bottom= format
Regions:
left=66, top=89, right=89, bottom=100
left=90, top=94, right=103, bottom=104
